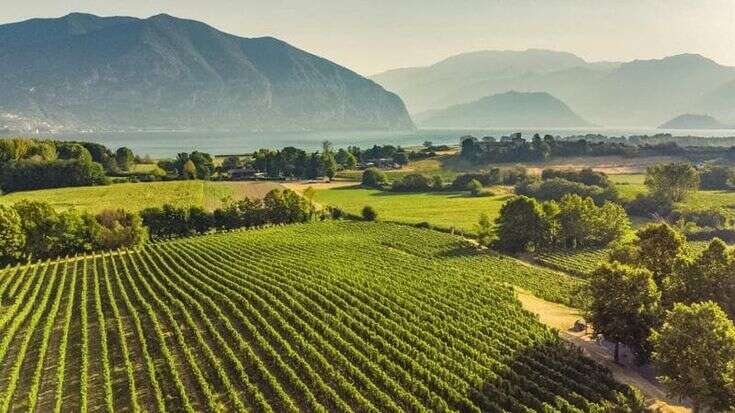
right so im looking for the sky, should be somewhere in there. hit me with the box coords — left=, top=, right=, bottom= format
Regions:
left=2, top=0, right=735, bottom=76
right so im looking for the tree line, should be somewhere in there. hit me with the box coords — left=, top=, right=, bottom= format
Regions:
left=0, top=188, right=320, bottom=264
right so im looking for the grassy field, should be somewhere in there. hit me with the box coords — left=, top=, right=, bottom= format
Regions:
left=314, top=186, right=513, bottom=232
left=0, top=221, right=638, bottom=411
left=0, top=181, right=282, bottom=213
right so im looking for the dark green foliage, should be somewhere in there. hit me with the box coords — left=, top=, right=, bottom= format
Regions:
left=586, top=262, right=660, bottom=362
left=665, top=239, right=735, bottom=319
left=140, top=205, right=192, bottom=239
left=262, top=189, right=316, bottom=224
left=392, top=152, right=408, bottom=166
left=1, top=158, right=107, bottom=193
left=221, top=156, right=242, bottom=172
left=361, top=167, right=387, bottom=188
left=494, top=196, right=553, bottom=252
left=57, top=143, right=93, bottom=163
left=431, top=175, right=444, bottom=190
left=115, top=147, right=135, bottom=171
left=334, top=148, right=357, bottom=170
left=625, top=193, right=673, bottom=217
left=391, top=173, right=432, bottom=192
left=541, top=168, right=611, bottom=188
left=0, top=205, right=25, bottom=262
left=361, top=205, right=378, bottom=221
left=651, top=302, right=735, bottom=412
left=699, top=165, right=734, bottom=190
left=451, top=170, right=501, bottom=189
left=516, top=177, right=618, bottom=205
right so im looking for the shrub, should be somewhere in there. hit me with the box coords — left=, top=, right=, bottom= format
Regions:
left=391, top=173, right=432, bottom=192
left=57, top=143, right=93, bottom=163
left=451, top=170, right=501, bottom=189
left=699, top=165, right=733, bottom=190
left=625, top=193, right=673, bottom=217
left=361, top=168, right=387, bottom=188
left=362, top=206, right=378, bottom=221
left=0, top=205, right=25, bottom=262
left=92, top=209, right=148, bottom=250
left=466, top=179, right=483, bottom=196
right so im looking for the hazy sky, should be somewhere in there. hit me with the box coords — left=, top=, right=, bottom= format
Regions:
left=2, top=0, right=734, bottom=76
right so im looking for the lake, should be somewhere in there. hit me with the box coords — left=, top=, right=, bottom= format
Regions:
left=11, top=127, right=735, bottom=157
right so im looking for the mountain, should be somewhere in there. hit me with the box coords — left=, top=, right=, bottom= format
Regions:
left=371, top=49, right=597, bottom=115
left=0, top=13, right=414, bottom=132
left=658, top=114, right=728, bottom=129
left=418, top=91, right=590, bottom=128
left=371, top=50, right=735, bottom=127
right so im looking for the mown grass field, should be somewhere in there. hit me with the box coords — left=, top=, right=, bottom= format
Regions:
left=0, top=181, right=282, bottom=213
left=0, top=221, right=638, bottom=412
left=314, top=186, right=513, bottom=232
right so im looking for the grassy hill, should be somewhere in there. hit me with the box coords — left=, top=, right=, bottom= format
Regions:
left=0, top=221, right=638, bottom=411
left=0, top=181, right=281, bottom=213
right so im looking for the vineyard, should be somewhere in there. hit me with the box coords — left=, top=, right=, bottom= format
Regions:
left=0, top=221, right=639, bottom=412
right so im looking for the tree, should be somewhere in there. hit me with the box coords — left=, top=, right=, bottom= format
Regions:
left=221, top=156, right=242, bottom=172
left=263, top=189, right=315, bottom=224
left=391, top=173, right=432, bottom=192
left=0, top=205, right=25, bottom=261
left=362, top=206, right=378, bottom=221
left=699, top=165, right=734, bottom=190
left=334, top=148, right=357, bottom=170
left=557, top=194, right=630, bottom=248
left=321, top=152, right=337, bottom=181
left=494, top=196, right=553, bottom=252
left=466, top=179, right=483, bottom=196
left=586, top=262, right=660, bottom=363
left=645, top=163, right=700, bottom=203
left=476, top=213, right=494, bottom=246
left=183, top=160, right=197, bottom=179
left=665, top=238, right=735, bottom=318
left=431, top=175, right=443, bottom=191
left=651, top=302, right=735, bottom=412
left=115, top=147, right=135, bottom=171
left=58, top=143, right=93, bottom=163
left=361, top=168, right=387, bottom=188
left=92, top=209, right=148, bottom=249
left=393, top=152, right=409, bottom=166
left=634, top=223, right=686, bottom=284
left=460, top=136, right=481, bottom=162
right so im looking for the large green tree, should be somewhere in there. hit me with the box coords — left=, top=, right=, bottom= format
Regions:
left=633, top=223, right=686, bottom=284
left=645, top=162, right=699, bottom=203
left=651, top=301, right=735, bottom=413
left=115, top=147, right=135, bottom=171
left=586, top=262, right=660, bottom=363
left=665, top=239, right=735, bottom=318
left=495, top=196, right=553, bottom=252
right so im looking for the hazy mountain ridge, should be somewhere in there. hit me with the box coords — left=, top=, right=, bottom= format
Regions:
left=0, top=13, right=414, bottom=132
left=418, top=91, right=590, bottom=128
left=658, top=114, right=730, bottom=129
left=371, top=49, right=735, bottom=127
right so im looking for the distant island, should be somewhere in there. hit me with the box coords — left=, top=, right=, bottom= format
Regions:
left=417, top=91, right=591, bottom=128
left=658, top=114, right=731, bottom=129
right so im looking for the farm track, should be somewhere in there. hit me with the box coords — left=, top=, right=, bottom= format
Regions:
left=0, top=221, right=641, bottom=412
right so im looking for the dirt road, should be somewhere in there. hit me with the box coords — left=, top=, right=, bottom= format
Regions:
left=515, top=289, right=690, bottom=412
